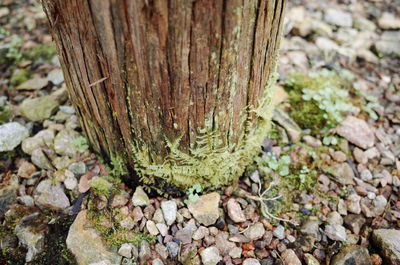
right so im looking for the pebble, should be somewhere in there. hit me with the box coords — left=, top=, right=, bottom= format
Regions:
left=273, top=225, right=285, bottom=240
left=17, top=161, right=36, bottom=179
left=118, top=243, right=133, bottom=258
left=139, top=240, right=151, bottom=263
left=325, top=224, right=347, bottom=241
left=300, top=220, right=321, bottom=239
left=326, top=211, right=343, bottom=225
left=244, top=222, right=265, bottom=240
left=47, top=68, right=64, bottom=86
left=152, top=258, right=164, bottom=265
left=354, top=148, right=368, bottom=164
left=281, top=249, right=302, bottom=265
left=200, top=246, right=222, bottom=265
left=187, top=192, right=220, bottom=226
left=336, top=116, right=375, bottom=149
left=243, top=258, right=261, bottom=265
left=360, top=169, right=373, bottom=181
left=229, top=247, right=242, bottom=259
left=378, top=12, right=400, bottom=30
left=226, top=198, right=246, bottom=223
left=64, top=175, right=78, bottom=190
left=156, top=223, right=168, bottom=237
left=131, top=186, right=150, bottom=207
left=68, top=162, right=86, bottom=176
left=343, top=214, right=366, bottom=235
left=346, top=194, right=362, bottom=214
left=161, top=200, right=177, bottom=226
left=146, top=220, right=159, bottom=236
left=17, top=75, right=48, bottom=90
left=166, top=241, right=179, bottom=258
left=192, top=226, right=209, bottom=240
left=20, top=96, right=59, bottom=122
left=34, top=179, right=70, bottom=210
left=0, top=122, right=29, bottom=152
left=324, top=9, right=353, bottom=27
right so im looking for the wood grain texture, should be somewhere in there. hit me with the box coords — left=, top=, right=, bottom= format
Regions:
left=42, top=0, right=286, bottom=191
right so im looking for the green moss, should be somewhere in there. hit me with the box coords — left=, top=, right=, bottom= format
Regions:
left=10, top=69, right=32, bottom=86
left=285, top=70, right=356, bottom=134
left=23, top=44, right=57, bottom=61
left=133, top=71, right=280, bottom=192
left=88, top=209, right=155, bottom=248
left=90, top=177, right=113, bottom=198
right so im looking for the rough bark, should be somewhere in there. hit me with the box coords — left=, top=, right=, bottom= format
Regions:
left=41, top=0, right=286, bottom=192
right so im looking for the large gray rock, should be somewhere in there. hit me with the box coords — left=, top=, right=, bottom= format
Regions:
left=335, top=116, right=375, bottom=149
left=20, top=96, right=59, bottom=121
left=0, top=122, right=29, bottom=152
left=188, top=192, right=220, bottom=226
left=34, top=179, right=70, bottom=210
left=66, top=210, right=122, bottom=265
left=331, top=245, right=372, bottom=265
left=372, top=229, right=400, bottom=265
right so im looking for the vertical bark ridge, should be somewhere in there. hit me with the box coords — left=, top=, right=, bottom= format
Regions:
left=41, top=0, right=286, bottom=191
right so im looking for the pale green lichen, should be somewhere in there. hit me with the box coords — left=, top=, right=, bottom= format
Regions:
left=130, top=69, right=279, bottom=191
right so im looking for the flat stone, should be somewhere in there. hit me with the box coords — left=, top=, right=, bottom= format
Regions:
left=20, top=96, right=59, bottom=121
left=226, top=198, right=246, bottom=223
left=131, top=186, right=150, bottom=207
left=0, top=122, right=29, bottom=152
left=152, top=258, right=164, bottom=265
left=300, top=220, right=320, bottom=239
left=200, top=246, right=221, bottom=265
left=34, top=179, right=70, bottom=210
left=215, top=231, right=236, bottom=255
left=66, top=210, right=122, bottom=265
left=17, top=75, right=48, bottom=90
left=273, top=225, right=285, bottom=240
left=174, top=224, right=196, bottom=244
left=161, top=200, right=177, bottom=225
left=139, top=240, right=151, bottom=263
left=166, top=241, right=179, bottom=258
left=378, top=12, right=400, bottom=30
left=229, top=247, right=242, bottom=259
left=375, top=31, right=400, bottom=56
left=331, top=245, right=372, bottom=265
left=326, top=211, right=343, bottom=225
left=336, top=116, right=375, bottom=149
left=372, top=229, right=400, bottom=265
left=324, top=9, right=353, bottom=27
left=188, top=192, right=220, bottom=226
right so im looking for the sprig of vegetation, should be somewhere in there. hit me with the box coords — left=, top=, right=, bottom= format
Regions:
left=285, top=70, right=357, bottom=134
left=71, top=136, right=89, bottom=152
left=256, top=152, right=291, bottom=177
left=184, top=184, right=202, bottom=204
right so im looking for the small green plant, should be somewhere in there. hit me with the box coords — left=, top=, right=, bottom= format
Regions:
left=286, top=70, right=357, bottom=134
left=291, top=165, right=317, bottom=191
left=6, top=37, right=23, bottom=62
left=257, top=152, right=291, bottom=177
left=71, top=136, right=89, bottom=152
left=90, top=177, right=113, bottom=198
left=322, top=135, right=338, bottom=146
left=109, top=155, right=128, bottom=177
left=184, top=184, right=202, bottom=204
left=23, top=43, right=57, bottom=61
